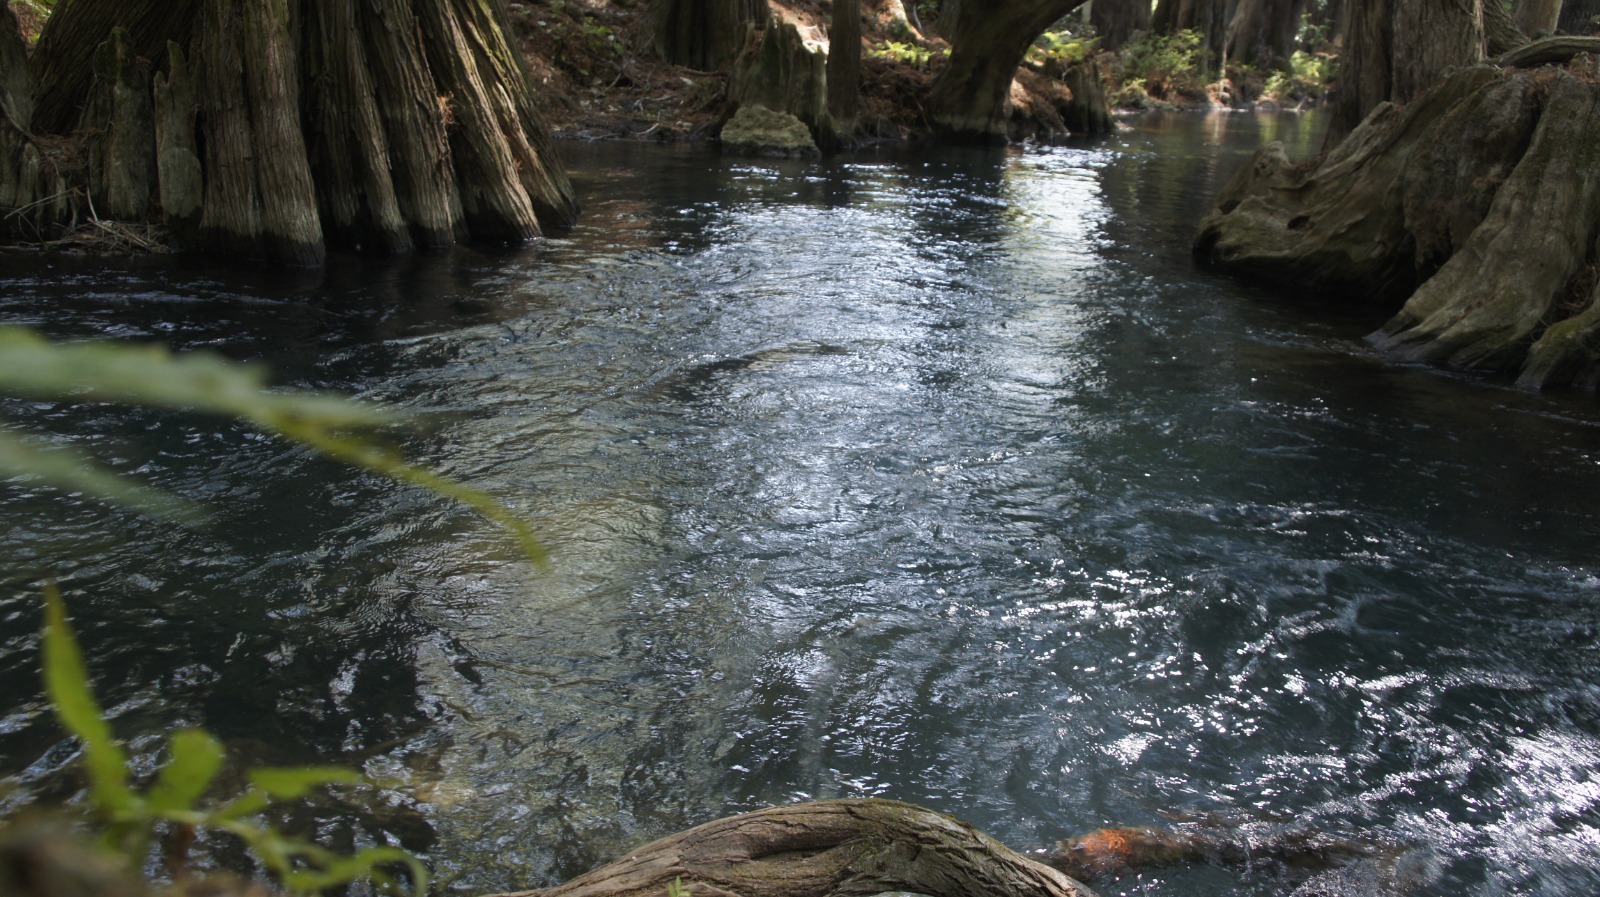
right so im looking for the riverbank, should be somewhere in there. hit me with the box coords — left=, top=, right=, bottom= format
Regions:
left=507, top=0, right=1336, bottom=144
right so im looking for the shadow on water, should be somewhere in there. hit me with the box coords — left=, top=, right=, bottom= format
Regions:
left=2, top=112, right=1599, bottom=897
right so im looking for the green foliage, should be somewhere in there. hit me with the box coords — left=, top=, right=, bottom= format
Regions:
left=41, top=585, right=428, bottom=895
left=868, top=40, right=946, bottom=70
left=581, top=21, right=622, bottom=59
left=1027, top=31, right=1095, bottom=67
left=1263, top=50, right=1336, bottom=102
left=667, top=875, right=690, bottom=897
left=0, top=326, right=545, bottom=563
left=1114, top=28, right=1208, bottom=100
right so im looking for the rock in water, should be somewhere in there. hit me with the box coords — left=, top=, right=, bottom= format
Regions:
left=719, top=104, right=820, bottom=158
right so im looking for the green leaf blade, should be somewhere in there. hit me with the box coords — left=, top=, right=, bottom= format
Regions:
left=247, top=766, right=364, bottom=800
left=41, top=585, right=136, bottom=813
left=148, top=729, right=225, bottom=813
left=0, top=426, right=201, bottom=521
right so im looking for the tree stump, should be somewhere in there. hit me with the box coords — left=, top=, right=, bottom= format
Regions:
left=730, top=12, right=833, bottom=145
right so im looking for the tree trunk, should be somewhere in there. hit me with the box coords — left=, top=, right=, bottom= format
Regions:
left=1325, top=0, right=1492, bottom=148
left=1, top=0, right=578, bottom=263
left=729, top=11, right=832, bottom=142
left=487, top=800, right=1096, bottom=897
left=1517, top=0, right=1565, bottom=34
left=1091, top=0, right=1152, bottom=50
left=1558, top=0, right=1600, bottom=31
left=1062, top=60, right=1115, bottom=133
left=1151, top=0, right=1178, bottom=33
left=926, top=0, right=1089, bottom=142
left=1224, top=0, right=1308, bottom=70
left=828, top=0, right=862, bottom=138
left=1196, top=43, right=1600, bottom=391
left=645, top=0, right=761, bottom=70
left=1157, top=0, right=1229, bottom=74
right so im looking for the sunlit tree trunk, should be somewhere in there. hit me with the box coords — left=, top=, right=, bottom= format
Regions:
left=926, top=0, right=1089, bottom=142
left=1, top=0, right=579, bottom=263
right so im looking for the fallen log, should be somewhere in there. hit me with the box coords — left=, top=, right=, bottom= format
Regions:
left=2, top=798, right=1403, bottom=897
left=486, top=799, right=1097, bottom=897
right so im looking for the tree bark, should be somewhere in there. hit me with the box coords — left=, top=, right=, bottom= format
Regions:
left=3, top=0, right=578, bottom=262
left=1517, top=0, right=1565, bottom=34
left=485, top=800, right=1097, bottom=897
left=1224, top=0, right=1308, bottom=70
left=1558, top=0, right=1600, bottom=31
left=926, top=0, right=1089, bottom=143
left=1325, top=0, right=1492, bottom=148
left=645, top=0, right=760, bottom=70
left=1091, top=0, right=1152, bottom=50
left=1373, top=68, right=1600, bottom=370
left=730, top=11, right=832, bottom=141
left=1197, top=49, right=1600, bottom=390
left=828, top=0, right=862, bottom=137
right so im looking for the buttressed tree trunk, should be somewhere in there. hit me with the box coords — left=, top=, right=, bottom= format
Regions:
left=0, top=0, right=578, bottom=264
left=1195, top=37, right=1600, bottom=390
left=926, top=0, right=1089, bottom=142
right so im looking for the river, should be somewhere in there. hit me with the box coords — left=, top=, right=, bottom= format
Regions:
left=2, top=112, right=1599, bottom=897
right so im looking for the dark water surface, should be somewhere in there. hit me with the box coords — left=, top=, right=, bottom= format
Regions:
left=3, top=112, right=1599, bottom=896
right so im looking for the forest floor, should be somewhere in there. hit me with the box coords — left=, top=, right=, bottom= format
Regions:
left=507, top=0, right=1338, bottom=144
left=506, top=0, right=1100, bottom=143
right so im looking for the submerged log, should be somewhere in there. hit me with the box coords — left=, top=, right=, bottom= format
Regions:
left=1194, top=54, right=1600, bottom=391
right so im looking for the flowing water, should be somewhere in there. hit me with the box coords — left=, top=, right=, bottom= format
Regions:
left=3, top=112, right=1600, bottom=896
